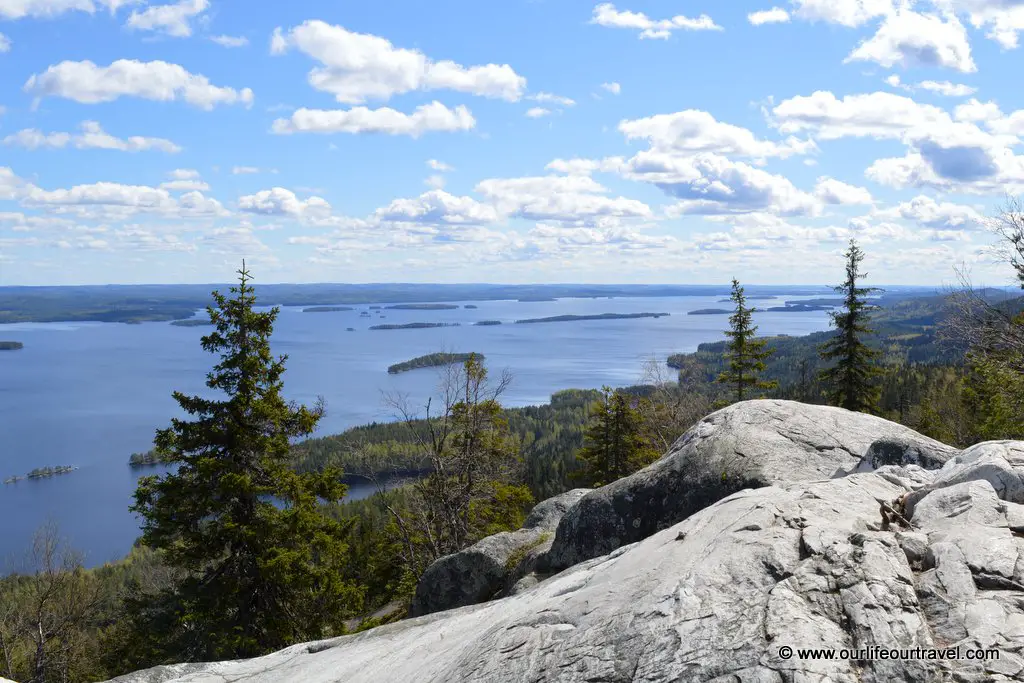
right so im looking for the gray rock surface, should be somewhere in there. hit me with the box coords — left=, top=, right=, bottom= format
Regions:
left=106, top=458, right=1024, bottom=683
left=854, top=434, right=959, bottom=473
left=545, top=399, right=955, bottom=571
left=105, top=402, right=1024, bottom=683
left=408, top=488, right=589, bottom=617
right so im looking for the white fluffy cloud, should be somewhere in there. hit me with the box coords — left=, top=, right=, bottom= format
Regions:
left=237, top=187, right=331, bottom=217
left=126, top=0, right=208, bottom=38
left=590, top=3, right=721, bottom=39
left=270, top=102, right=475, bottom=137
left=748, top=7, right=791, bottom=25
left=427, top=159, right=453, bottom=172
left=814, top=176, right=874, bottom=204
left=644, top=153, right=821, bottom=217
left=3, top=121, right=181, bottom=152
left=877, top=194, right=985, bottom=230
left=845, top=10, right=976, bottom=73
left=270, top=20, right=526, bottom=104
left=790, top=0, right=894, bottom=27
left=0, top=32, right=10, bottom=52
left=525, top=107, right=551, bottom=119
left=160, top=169, right=208, bottom=192
left=0, top=0, right=128, bottom=20
left=374, top=190, right=499, bottom=226
left=600, top=82, right=621, bottom=95
left=475, top=175, right=652, bottom=224
left=24, top=60, right=254, bottom=109
left=939, top=0, right=1024, bottom=48
left=619, top=109, right=815, bottom=160
left=775, top=89, right=1024, bottom=193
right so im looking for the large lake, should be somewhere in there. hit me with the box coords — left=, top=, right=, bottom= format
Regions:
left=0, top=294, right=833, bottom=570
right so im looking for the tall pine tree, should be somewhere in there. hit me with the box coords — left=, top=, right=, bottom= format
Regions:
left=130, top=264, right=359, bottom=662
left=818, top=239, right=883, bottom=413
left=574, top=387, right=659, bottom=487
left=716, top=279, right=778, bottom=402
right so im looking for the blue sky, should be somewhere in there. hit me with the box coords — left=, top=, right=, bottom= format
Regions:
left=2, top=0, right=1024, bottom=286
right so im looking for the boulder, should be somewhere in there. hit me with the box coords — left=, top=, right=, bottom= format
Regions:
left=853, top=434, right=959, bottom=473
left=544, top=399, right=955, bottom=571
left=106, top=455, right=1024, bottom=683
left=408, top=489, right=589, bottom=617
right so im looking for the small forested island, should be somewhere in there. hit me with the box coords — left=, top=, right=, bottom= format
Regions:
left=368, top=306, right=382, bottom=310
left=0, top=341, right=24, bottom=350
left=688, top=309, right=732, bottom=315
left=475, top=320, right=502, bottom=326
left=369, top=322, right=461, bottom=330
left=3, top=475, right=23, bottom=484
left=515, top=312, right=670, bottom=324
left=518, top=297, right=557, bottom=302
left=26, top=465, right=77, bottom=479
left=346, top=327, right=356, bottom=332
left=387, top=352, right=485, bottom=374
left=129, top=450, right=173, bottom=467
left=303, top=306, right=354, bottom=313
left=718, top=296, right=776, bottom=302
left=384, top=303, right=459, bottom=311
left=464, top=304, right=478, bottom=309
left=170, top=319, right=214, bottom=327
left=765, top=304, right=833, bottom=312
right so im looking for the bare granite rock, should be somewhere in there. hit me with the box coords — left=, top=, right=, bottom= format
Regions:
left=106, top=402, right=1024, bottom=683
left=408, top=488, right=590, bottom=617
left=544, top=399, right=956, bottom=571
left=105, top=459, right=1024, bottom=682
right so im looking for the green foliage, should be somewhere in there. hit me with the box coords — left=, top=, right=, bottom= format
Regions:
left=715, top=279, right=778, bottom=402
left=387, top=352, right=484, bottom=374
left=818, top=240, right=884, bottom=413
left=129, top=264, right=360, bottom=664
left=574, top=387, right=660, bottom=487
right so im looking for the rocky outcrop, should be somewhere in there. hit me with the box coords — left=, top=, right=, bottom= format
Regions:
left=106, top=457, right=1024, bottom=682
left=111, top=401, right=1024, bottom=683
left=544, top=399, right=956, bottom=571
left=409, top=488, right=589, bottom=617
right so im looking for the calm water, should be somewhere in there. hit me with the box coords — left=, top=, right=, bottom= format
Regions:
left=0, top=295, right=833, bottom=570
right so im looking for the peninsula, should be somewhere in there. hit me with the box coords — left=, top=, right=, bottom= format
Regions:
left=0, top=341, right=24, bottom=350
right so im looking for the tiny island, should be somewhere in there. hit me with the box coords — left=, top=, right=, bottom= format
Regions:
left=464, top=304, right=478, bottom=309
left=129, top=450, right=173, bottom=467
left=475, top=320, right=502, bottom=326
left=369, top=322, right=461, bottom=331
left=170, top=319, right=214, bottom=327
left=688, top=309, right=732, bottom=316
left=303, top=306, right=355, bottom=313
left=0, top=341, right=24, bottom=350
left=5, top=465, right=78, bottom=483
left=387, top=352, right=485, bottom=374
left=515, top=312, right=669, bottom=324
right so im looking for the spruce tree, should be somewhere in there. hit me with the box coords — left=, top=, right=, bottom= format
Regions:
left=716, top=279, right=778, bottom=402
left=818, top=239, right=883, bottom=412
left=574, top=387, right=659, bottom=487
left=130, top=264, right=359, bottom=662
